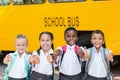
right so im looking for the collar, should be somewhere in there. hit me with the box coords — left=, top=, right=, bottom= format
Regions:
left=14, top=50, right=26, bottom=57
left=93, top=46, right=104, bottom=53
left=67, top=44, right=76, bottom=48
left=40, top=48, right=54, bottom=54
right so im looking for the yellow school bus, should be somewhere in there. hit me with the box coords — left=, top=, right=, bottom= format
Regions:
left=0, top=0, right=120, bottom=63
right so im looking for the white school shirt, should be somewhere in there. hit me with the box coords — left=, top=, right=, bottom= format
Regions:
left=88, top=47, right=110, bottom=78
left=57, top=44, right=81, bottom=75
left=8, top=51, right=28, bottom=78
left=32, top=49, right=53, bottom=75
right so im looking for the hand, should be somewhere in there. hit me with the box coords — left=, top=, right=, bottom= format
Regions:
left=114, top=76, right=120, bottom=80
left=29, top=56, right=34, bottom=64
left=3, top=54, right=12, bottom=64
left=47, top=54, right=53, bottom=63
left=34, top=55, right=40, bottom=64
left=83, top=47, right=90, bottom=59
left=107, top=49, right=113, bottom=61
left=76, top=46, right=84, bottom=58
left=29, top=55, right=39, bottom=64
left=54, top=49, right=61, bottom=56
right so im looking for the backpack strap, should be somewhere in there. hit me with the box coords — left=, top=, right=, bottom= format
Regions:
left=5, top=54, right=17, bottom=74
left=62, top=46, right=67, bottom=53
left=61, top=46, right=77, bottom=53
left=59, top=46, right=66, bottom=67
left=37, top=48, right=41, bottom=55
left=102, top=48, right=114, bottom=80
left=60, top=46, right=81, bottom=67
left=4, top=54, right=17, bottom=80
left=74, top=46, right=77, bottom=53
left=102, top=48, right=113, bottom=74
left=85, top=48, right=93, bottom=73
left=24, top=53, right=31, bottom=80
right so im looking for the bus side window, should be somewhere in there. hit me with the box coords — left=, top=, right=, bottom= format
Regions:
left=49, top=0, right=85, bottom=3
left=0, top=0, right=10, bottom=5
left=12, top=0, right=45, bottom=5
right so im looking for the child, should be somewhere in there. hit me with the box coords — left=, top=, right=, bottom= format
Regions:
left=29, top=31, right=54, bottom=80
left=84, top=30, right=113, bottom=80
left=54, top=27, right=84, bottom=80
left=3, top=34, right=31, bottom=80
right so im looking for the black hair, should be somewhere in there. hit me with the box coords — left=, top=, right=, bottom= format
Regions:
left=39, top=31, right=54, bottom=50
left=64, top=27, right=78, bottom=36
left=91, top=30, right=104, bottom=40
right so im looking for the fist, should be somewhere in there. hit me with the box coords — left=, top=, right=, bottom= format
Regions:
left=34, top=55, right=40, bottom=64
left=29, top=55, right=39, bottom=64
left=47, top=54, right=53, bottom=63
left=55, top=49, right=61, bottom=55
left=83, top=47, right=90, bottom=59
left=107, top=49, right=113, bottom=61
left=3, top=54, right=12, bottom=64
left=6, top=54, right=12, bottom=61
left=76, top=46, right=84, bottom=58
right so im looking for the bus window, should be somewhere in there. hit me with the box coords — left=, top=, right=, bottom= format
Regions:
left=93, top=0, right=120, bottom=1
left=49, top=0, right=85, bottom=3
left=93, top=0, right=110, bottom=1
left=12, top=0, right=45, bottom=5
left=0, top=0, right=9, bottom=5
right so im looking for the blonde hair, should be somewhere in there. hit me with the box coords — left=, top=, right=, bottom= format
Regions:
left=16, top=34, right=28, bottom=44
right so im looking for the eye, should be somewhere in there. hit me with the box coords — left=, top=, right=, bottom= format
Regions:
left=17, top=44, right=20, bottom=46
left=41, top=39, right=45, bottom=42
left=22, top=44, right=25, bottom=46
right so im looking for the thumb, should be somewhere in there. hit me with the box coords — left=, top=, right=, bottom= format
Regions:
left=84, top=46, right=88, bottom=53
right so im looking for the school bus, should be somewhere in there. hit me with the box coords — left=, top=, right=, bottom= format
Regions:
left=0, top=0, right=120, bottom=64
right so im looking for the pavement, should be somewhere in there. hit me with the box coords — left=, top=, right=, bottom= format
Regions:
left=0, top=63, right=6, bottom=80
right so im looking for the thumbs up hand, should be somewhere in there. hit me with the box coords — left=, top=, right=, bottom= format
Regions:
left=3, top=54, right=12, bottom=64
left=47, top=54, right=53, bottom=63
left=83, top=47, right=90, bottom=59
left=107, top=49, right=113, bottom=61
left=29, top=55, right=40, bottom=64
left=76, top=46, right=84, bottom=58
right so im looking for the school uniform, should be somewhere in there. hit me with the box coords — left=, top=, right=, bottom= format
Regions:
left=30, top=49, right=54, bottom=80
left=57, top=44, right=82, bottom=80
left=86, top=47, right=110, bottom=80
left=8, top=51, right=30, bottom=80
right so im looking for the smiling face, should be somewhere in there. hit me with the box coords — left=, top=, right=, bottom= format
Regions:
left=64, top=30, right=78, bottom=46
left=15, top=38, right=28, bottom=54
left=91, top=33, right=104, bottom=49
left=40, top=34, right=53, bottom=52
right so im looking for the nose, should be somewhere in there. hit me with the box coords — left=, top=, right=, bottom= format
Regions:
left=70, top=36, right=73, bottom=40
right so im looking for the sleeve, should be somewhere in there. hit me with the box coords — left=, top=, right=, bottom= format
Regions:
left=80, top=46, right=86, bottom=53
left=32, top=51, right=38, bottom=55
left=27, top=54, right=32, bottom=66
left=56, top=46, right=62, bottom=51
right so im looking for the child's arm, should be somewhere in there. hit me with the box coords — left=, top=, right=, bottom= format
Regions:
left=83, top=47, right=90, bottom=59
left=47, top=54, right=54, bottom=63
left=53, top=49, right=62, bottom=62
left=3, top=54, right=12, bottom=64
left=76, top=46, right=84, bottom=58
left=114, top=76, right=120, bottom=80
